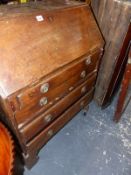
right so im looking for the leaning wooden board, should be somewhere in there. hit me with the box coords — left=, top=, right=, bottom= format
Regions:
left=91, top=0, right=131, bottom=106
left=0, top=1, right=104, bottom=168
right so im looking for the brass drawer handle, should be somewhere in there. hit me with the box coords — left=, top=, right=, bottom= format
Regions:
left=40, top=83, right=49, bottom=93
left=39, top=97, right=48, bottom=106
left=81, top=86, right=87, bottom=94
left=80, top=70, right=86, bottom=78
left=44, top=114, right=52, bottom=123
left=47, top=129, right=54, bottom=137
left=85, top=56, right=91, bottom=65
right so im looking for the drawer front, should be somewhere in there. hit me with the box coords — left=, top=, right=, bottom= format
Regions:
left=13, top=51, right=100, bottom=126
left=17, top=73, right=96, bottom=128
left=16, top=50, right=99, bottom=109
left=26, top=89, right=94, bottom=153
left=20, top=75, right=96, bottom=143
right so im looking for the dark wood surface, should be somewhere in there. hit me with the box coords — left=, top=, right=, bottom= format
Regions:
left=25, top=90, right=94, bottom=168
left=20, top=75, right=96, bottom=143
left=114, top=47, right=131, bottom=122
left=0, top=2, right=104, bottom=168
left=102, top=23, right=131, bottom=106
left=0, top=2, right=103, bottom=96
left=9, top=50, right=100, bottom=127
left=91, top=0, right=131, bottom=106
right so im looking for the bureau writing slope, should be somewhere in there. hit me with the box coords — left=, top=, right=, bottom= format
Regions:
left=0, top=1, right=104, bottom=168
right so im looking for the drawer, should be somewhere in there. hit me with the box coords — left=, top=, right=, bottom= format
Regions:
left=20, top=76, right=96, bottom=143
left=17, top=50, right=99, bottom=108
left=10, top=50, right=100, bottom=125
left=26, top=89, right=94, bottom=153
left=17, top=73, right=96, bottom=128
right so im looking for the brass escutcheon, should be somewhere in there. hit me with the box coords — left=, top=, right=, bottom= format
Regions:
left=80, top=70, right=86, bottom=78
left=40, top=83, right=49, bottom=93
left=44, top=114, right=52, bottom=123
left=47, top=129, right=53, bottom=137
left=39, top=97, right=48, bottom=106
left=81, top=86, right=87, bottom=93
left=85, top=56, right=91, bottom=65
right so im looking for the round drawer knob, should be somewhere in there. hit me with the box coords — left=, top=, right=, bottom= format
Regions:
left=47, top=129, right=54, bottom=137
left=40, top=83, right=49, bottom=93
left=81, top=86, right=87, bottom=93
left=44, top=114, right=52, bottom=123
left=80, top=70, right=86, bottom=78
left=85, top=56, right=91, bottom=65
left=39, top=97, right=48, bottom=106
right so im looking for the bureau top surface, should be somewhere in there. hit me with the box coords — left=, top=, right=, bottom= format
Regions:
left=0, top=3, right=104, bottom=97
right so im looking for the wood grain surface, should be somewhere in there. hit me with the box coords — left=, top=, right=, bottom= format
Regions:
left=0, top=3, right=103, bottom=96
left=0, top=2, right=104, bottom=168
left=91, top=0, right=131, bottom=106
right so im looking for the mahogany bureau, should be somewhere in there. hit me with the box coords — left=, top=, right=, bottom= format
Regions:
left=0, top=1, right=104, bottom=168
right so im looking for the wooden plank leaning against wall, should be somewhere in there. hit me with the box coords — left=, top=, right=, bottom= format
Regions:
left=91, top=0, right=131, bottom=106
